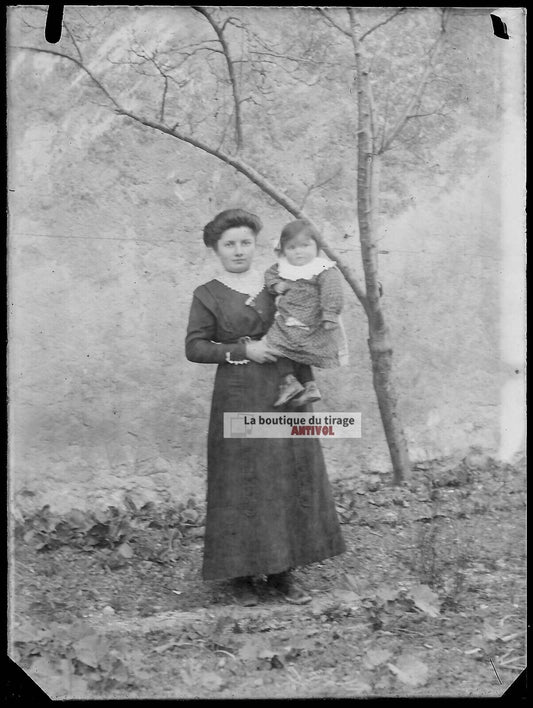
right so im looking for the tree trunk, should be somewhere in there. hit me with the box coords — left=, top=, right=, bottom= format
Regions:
left=367, top=321, right=411, bottom=484
left=350, top=7, right=410, bottom=484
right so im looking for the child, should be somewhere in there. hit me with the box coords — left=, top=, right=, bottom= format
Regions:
left=262, top=220, right=348, bottom=407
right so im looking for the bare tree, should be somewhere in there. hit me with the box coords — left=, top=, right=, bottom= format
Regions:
left=345, top=7, right=449, bottom=482
left=11, top=6, right=451, bottom=483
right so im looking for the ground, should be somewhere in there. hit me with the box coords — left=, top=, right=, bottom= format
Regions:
left=9, top=455, right=526, bottom=700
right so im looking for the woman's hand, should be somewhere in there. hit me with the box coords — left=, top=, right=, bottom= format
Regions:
left=245, top=340, right=279, bottom=363
left=273, top=281, right=290, bottom=295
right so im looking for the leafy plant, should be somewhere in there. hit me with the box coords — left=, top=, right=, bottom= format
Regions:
left=15, top=498, right=206, bottom=560
left=12, top=619, right=146, bottom=698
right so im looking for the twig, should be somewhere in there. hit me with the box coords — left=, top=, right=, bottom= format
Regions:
left=501, top=632, right=523, bottom=643
left=286, top=665, right=304, bottom=686
left=499, top=655, right=525, bottom=667
left=299, top=168, right=342, bottom=209
left=395, top=628, right=425, bottom=636
left=250, top=49, right=345, bottom=68
left=159, top=75, right=169, bottom=123
left=379, top=10, right=449, bottom=153
left=12, top=42, right=368, bottom=308
left=359, top=8, right=407, bottom=42
left=12, top=45, right=121, bottom=111
left=192, top=6, right=243, bottom=152
left=62, top=21, right=84, bottom=63
left=315, top=8, right=351, bottom=37
left=213, top=649, right=236, bottom=660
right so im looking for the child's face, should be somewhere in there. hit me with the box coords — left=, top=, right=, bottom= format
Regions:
left=282, top=233, right=318, bottom=266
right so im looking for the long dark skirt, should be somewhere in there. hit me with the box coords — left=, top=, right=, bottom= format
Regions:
left=202, top=359, right=346, bottom=580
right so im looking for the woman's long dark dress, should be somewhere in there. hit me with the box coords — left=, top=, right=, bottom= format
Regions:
left=185, top=279, right=346, bottom=580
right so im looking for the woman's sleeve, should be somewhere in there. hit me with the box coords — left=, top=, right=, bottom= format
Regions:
left=264, top=263, right=283, bottom=294
left=319, top=267, right=344, bottom=323
left=185, top=291, right=248, bottom=364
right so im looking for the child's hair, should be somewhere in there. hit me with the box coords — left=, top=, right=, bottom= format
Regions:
left=277, top=219, right=320, bottom=254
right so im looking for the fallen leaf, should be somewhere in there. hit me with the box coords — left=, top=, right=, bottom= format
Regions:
left=469, top=634, right=489, bottom=650
left=376, top=585, right=400, bottom=603
left=410, top=584, right=441, bottom=617
left=30, top=656, right=89, bottom=699
left=332, top=589, right=360, bottom=605
left=237, top=636, right=272, bottom=661
left=29, top=656, right=57, bottom=677
left=482, top=622, right=498, bottom=641
left=343, top=676, right=373, bottom=693
left=117, top=542, right=134, bottom=559
left=181, top=508, right=199, bottom=524
left=270, top=655, right=284, bottom=669
left=185, top=527, right=204, bottom=539
left=153, top=638, right=178, bottom=654
left=344, top=573, right=360, bottom=592
left=72, top=633, right=109, bottom=668
left=13, top=619, right=51, bottom=644
left=200, top=671, right=225, bottom=691
left=388, top=654, right=429, bottom=687
left=364, top=647, right=392, bottom=668
left=67, top=509, right=90, bottom=528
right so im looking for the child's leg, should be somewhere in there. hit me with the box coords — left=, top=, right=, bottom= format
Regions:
left=276, top=357, right=297, bottom=379
left=294, top=364, right=314, bottom=385
left=288, top=365, right=321, bottom=406
left=273, top=359, right=305, bottom=407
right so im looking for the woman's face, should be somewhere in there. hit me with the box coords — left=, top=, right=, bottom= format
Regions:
left=215, top=227, right=256, bottom=272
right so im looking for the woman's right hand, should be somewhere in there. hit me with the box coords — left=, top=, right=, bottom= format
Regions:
left=245, top=340, right=278, bottom=364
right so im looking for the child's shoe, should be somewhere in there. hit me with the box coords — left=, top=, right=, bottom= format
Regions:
left=290, top=381, right=322, bottom=406
left=274, top=375, right=304, bottom=407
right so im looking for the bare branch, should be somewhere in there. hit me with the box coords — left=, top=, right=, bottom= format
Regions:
left=405, top=108, right=450, bottom=121
left=11, top=40, right=367, bottom=307
left=379, top=11, right=449, bottom=153
left=214, top=112, right=233, bottom=153
left=359, top=8, right=407, bottom=42
left=122, top=110, right=368, bottom=307
left=62, top=20, right=83, bottom=62
left=250, top=49, right=345, bottom=68
left=299, top=168, right=342, bottom=210
left=377, top=81, right=391, bottom=150
left=192, top=6, right=243, bottom=152
left=221, top=16, right=244, bottom=32
left=160, top=75, right=169, bottom=123
left=315, top=8, right=351, bottom=37
left=12, top=45, right=122, bottom=111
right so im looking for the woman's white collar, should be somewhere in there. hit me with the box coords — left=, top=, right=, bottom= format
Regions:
left=214, top=268, right=264, bottom=298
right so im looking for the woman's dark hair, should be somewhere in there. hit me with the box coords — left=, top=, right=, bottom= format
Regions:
left=203, top=209, right=263, bottom=249
left=277, top=219, right=320, bottom=254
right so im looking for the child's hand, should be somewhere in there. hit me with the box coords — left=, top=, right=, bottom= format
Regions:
left=273, top=281, right=289, bottom=294
left=322, top=321, right=338, bottom=331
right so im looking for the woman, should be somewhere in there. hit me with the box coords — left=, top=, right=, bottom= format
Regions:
left=185, top=208, right=346, bottom=605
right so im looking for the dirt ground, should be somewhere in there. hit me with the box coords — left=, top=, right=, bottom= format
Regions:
left=9, top=454, right=526, bottom=699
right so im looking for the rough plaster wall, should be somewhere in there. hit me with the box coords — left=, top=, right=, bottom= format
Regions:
left=7, top=34, right=521, bottom=516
